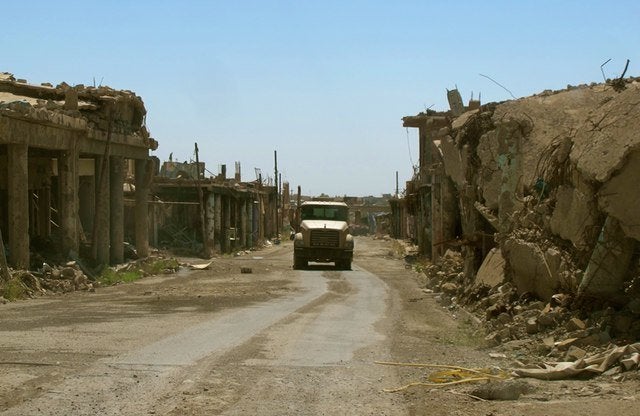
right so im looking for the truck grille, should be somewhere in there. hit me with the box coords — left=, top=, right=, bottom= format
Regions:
left=310, top=230, right=340, bottom=247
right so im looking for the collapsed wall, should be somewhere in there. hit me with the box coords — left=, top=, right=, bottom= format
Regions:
left=440, top=79, right=640, bottom=306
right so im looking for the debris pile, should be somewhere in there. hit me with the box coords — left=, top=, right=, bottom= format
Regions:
left=1, top=262, right=95, bottom=302
left=418, top=248, right=640, bottom=379
left=0, top=256, right=181, bottom=303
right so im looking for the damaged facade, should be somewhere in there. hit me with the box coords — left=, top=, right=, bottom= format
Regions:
left=152, top=160, right=279, bottom=255
left=0, top=72, right=157, bottom=269
left=396, top=79, right=640, bottom=305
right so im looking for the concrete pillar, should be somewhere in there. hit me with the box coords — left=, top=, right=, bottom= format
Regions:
left=59, top=146, right=79, bottom=258
left=241, top=199, right=248, bottom=249
left=7, top=144, right=29, bottom=269
left=206, top=192, right=216, bottom=255
left=214, top=193, right=222, bottom=252
left=247, top=195, right=258, bottom=248
left=135, top=158, right=150, bottom=257
left=109, top=156, right=124, bottom=264
left=224, top=196, right=231, bottom=253
left=94, top=156, right=110, bottom=265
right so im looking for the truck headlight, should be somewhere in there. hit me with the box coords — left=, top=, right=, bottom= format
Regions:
left=345, top=234, right=354, bottom=249
left=294, top=233, right=304, bottom=247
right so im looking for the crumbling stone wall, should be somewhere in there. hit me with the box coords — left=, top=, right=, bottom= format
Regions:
left=442, top=78, right=640, bottom=305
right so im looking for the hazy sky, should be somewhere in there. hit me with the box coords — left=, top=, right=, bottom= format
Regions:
left=2, top=1, right=639, bottom=196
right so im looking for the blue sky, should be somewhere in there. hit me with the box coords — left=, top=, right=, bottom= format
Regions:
left=2, top=1, right=639, bottom=196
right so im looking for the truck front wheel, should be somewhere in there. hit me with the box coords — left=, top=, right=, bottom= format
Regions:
left=294, top=256, right=307, bottom=270
left=337, top=259, right=352, bottom=271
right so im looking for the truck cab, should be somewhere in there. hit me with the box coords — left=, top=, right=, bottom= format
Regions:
left=293, top=201, right=353, bottom=270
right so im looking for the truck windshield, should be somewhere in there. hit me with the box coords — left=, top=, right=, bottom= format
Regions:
left=301, top=205, right=348, bottom=221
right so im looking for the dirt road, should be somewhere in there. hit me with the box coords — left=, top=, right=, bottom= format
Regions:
left=1, top=237, right=639, bottom=415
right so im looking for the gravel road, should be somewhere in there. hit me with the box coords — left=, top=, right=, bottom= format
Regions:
left=1, top=237, right=639, bottom=415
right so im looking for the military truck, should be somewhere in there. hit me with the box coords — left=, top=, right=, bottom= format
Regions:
left=293, top=201, right=354, bottom=270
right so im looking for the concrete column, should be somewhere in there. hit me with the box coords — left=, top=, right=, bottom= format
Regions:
left=109, top=156, right=124, bottom=264
left=214, top=193, right=222, bottom=252
left=241, top=199, right=248, bottom=249
left=59, top=146, right=79, bottom=258
left=135, top=158, right=150, bottom=257
left=206, top=192, right=216, bottom=255
left=224, top=196, right=231, bottom=253
left=248, top=197, right=254, bottom=248
left=7, top=144, right=29, bottom=269
left=94, top=156, right=110, bottom=265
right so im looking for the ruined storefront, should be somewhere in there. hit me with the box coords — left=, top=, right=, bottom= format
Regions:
left=152, top=161, right=279, bottom=256
left=0, top=73, right=157, bottom=269
left=402, top=79, right=640, bottom=304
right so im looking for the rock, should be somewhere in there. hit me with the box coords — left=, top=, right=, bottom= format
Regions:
left=526, top=318, right=539, bottom=334
left=555, top=338, right=579, bottom=350
left=484, top=332, right=500, bottom=347
left=470, top=380, right=532, bottom=400
left=486, top=304, right=505, bottom=320
left=575, top=330, right=610, bottom=347
left=565, top=345, right=587, bottom=360
left=537, top=311, right=558, bottom=328
left=0, top=296, right=7, bottom=304
left=551, top=293, right=571, bottom=307
left=566, top=317, right=587, bottom=331
left=61, top=267, right=76, bottom=279
left=498, top=328, right=511, bottom=341
left=496, top=312, right=512, bottom=325
left=542, top=336, right=555, bottom=348
left=441, top=282, right=458, bottom=294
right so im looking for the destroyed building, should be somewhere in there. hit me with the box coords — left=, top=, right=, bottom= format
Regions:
left=151, top=160, right=279, bottom=255
left=394, top=79, right=640, bottom=305
left=0, top=72, right=157, bottom=268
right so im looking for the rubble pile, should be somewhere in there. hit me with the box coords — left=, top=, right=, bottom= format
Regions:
left=419, top=248, right=640, bottom=374
left=1, top=262, right=96, bottom=302
left=400, top=77, right=640, bottom=371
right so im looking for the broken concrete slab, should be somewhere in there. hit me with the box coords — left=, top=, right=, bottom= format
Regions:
left=550, top=185, right=600, bottom=250
left=572, top=83, right=640, bottom=184
left=503, top=238, right=564, bottom=301
left=577, top=216, right=636, bottom=300
left=475, top=248, right=505, bottom=288
left=597, top=150, right=640, bottom=241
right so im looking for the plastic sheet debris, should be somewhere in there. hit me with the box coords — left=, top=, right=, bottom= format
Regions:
left=514, top=342, right=640, bottom=380
left=189, top=261, right=213, bottom=270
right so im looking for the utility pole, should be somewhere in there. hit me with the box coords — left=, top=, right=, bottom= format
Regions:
left=296, top=185, right=302, bottom=232
left=396, top=171, right=399, bottom=198
left=195, top=142, right=209, bottom=257
left=274, top=150, right=279, bottom=238
left=279, top=173, right=282, bottom=231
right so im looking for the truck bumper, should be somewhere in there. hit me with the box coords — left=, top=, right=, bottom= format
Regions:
left=294, top=247, right=353, bottom=263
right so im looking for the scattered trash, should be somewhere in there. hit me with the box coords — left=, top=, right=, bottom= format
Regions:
left=513, top=342, right=640, bottom=380
left=189, top=261, right=213, bottom=270
left=375, top=361, right=510, bottom=393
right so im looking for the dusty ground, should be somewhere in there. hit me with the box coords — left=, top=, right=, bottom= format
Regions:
left=0, top=237, right=639, bottom=415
